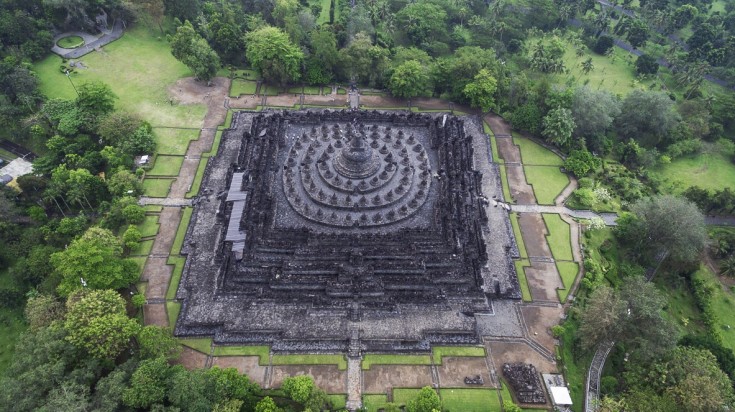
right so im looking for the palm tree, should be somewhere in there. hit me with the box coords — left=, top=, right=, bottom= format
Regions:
left=581, top=57, right=595, bottom=74
left=721, top=256, right=735, bottom=277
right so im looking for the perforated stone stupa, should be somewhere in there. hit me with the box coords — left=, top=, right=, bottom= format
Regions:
left=174, top=110, right=520, bottom=352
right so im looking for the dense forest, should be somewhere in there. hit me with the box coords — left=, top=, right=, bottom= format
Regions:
left=0, top=0, right=734, bottom=410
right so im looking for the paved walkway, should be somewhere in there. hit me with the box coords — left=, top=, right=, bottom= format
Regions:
left=51, top=20, right=125, bottom=59
left=510, top=204, right=618, bottom=226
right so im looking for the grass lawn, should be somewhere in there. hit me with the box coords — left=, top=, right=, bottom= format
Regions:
left=171, top=207, right=193, bottom=255
left=303, top=85, right=322, bottom=95
left=35, top=26, right=206, bottom=128
left=432, top=346, right=485, bottom=364
left=328, top=394, right=347, bottom=409
left=362, top=354, right=432, bottom=370
left=695, top=267, right=735, bottom=351
left=129, top=239, right=154, bottom=256
left=362, top=394, right=389, bottom=412
left=542, top=214, right=574, bottom=261
left=212, top=345, right=270, bottom=364
left=514, top=260, right=533, bottom=302
left=499, top=380, right=513, bottom=403
left=499, top=164, right=513, bottom=202
left=524, top=166, right=569, bottom=205
left=654, top=273, right=706, bottom=335
left=557, top=261, right=580, bottom=303
left=649, top=149, right=735, bottom=193
left=548, top=36, right=654, bottom=97
left=136, top=214, right=159, bottom=237
left=440, top=388, right=501, bottom=412
left=392, top=388, right=423, bottom=406
left=510, top=213, right=528, bottom=258
left=180, top=337, right=212, bottom=354
left=203, top=130, right=223, bottom=158
left=262, top=84, right=281, bottom=96
left=165, top=256, right=185, bottom=300
left=144, top=205, right=163, bottom=212
left=153, top=128, right=200, bottom=155
left=130, top=256, right=147, bottom=276
left=0, top=309, right=26, bottom=375
left=311, top=0, right=331, bottom=25
left=142, top=177, right=173, bottom=197
left=271, top=354, right=348, bottom=370
left=148, top=155, right=184, bottom=176
left=57, top=35, right=85, bottom=48
left=166, top=301, right=181, bottom=328
left=513, top=133, right=563, bottom=166
left=185, top=159, right=208, bottom=198
left=230, top=79, right=257, bottom=97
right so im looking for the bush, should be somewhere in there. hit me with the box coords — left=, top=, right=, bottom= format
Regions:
left=593, top=36, right=614, bottom=54
left=600, top=376, right=618, bottom=395
left=635, top=54, right=659, bottom=75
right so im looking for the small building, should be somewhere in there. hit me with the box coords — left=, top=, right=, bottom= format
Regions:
left=543, top=373, right=573, bottom=410
left=138, top=155, right=150, bottom=166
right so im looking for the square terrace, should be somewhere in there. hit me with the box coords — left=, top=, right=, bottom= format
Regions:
left=174, top=110, right=520, bottom=352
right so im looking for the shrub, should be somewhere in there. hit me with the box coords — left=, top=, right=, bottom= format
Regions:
left=593, top=36, right=614, bottom=54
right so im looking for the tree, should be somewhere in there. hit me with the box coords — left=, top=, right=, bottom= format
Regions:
left=542, top=107, right=575, bottom=148
left=97, top=112, right=142, bottom=147
left=170, top=21, right=221, bottom=82
left=406, top=386, right=441, bottom=412
left=136, top=0, right=166, bottom=33
left=122, top=225, right=142, bottom=251
left=282, top=375, right=314, bottom=404
left=246, top=26, right=303, bottom=86
left=304, top=28, right=340, bottom=85
left=255, top=396, right=282, bottom=412
left=395, top=2, right=448, bottom=46
left=635, top=54, right=659, bottom=75
left=107, top=168, right=143, bottom=198
left=388, top=60, right=431, bottom=99
left=24, top=293, right=65, bottom=330
left=580, top=57, right=595, bottom=75
left=616, top=90, right=680, bottom=143
left=462, top=68, right=497, bottom=112
left=721, top=256, right=735, bottom=277
left=123, top=357, right=171, bottom=408
left=76, top=81, right=117, bottom=120
left=51, top=227, right=139, bottom=296
left=137, top=326, right=181, bottom=360
left=593, top=35, right=614, bottom=55
left=64, top=289, right=140, bottom=360
left=339, top=33, right=390, bottom=88
left=577, top=285, right=624, bottom=350
left=618, top=277, right=677, bottom=360
left=564, top=149, right=602, bottom=177
left=571, top=86, right=621, bottom=138
left=618, top=195, right=707, bottom=265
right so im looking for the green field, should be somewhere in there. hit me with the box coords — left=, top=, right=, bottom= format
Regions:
left=513, top=133, right=564, bottom=166
left=35, top=26, right=206, bottom=128
left=432, top=346, right=485, bottom=364
left=230, top=79, right=257, bottom=97
left=212, top=345, right=270, bottom=363
left=499, top=164, right=513, bottom=202
left=392, top=388, right=423, bottom=405
left=362, top=354, right=432, bottom=369
left=542, top=214, right=574, bottom=261
left=514, top=260, right=533, bottom=302
left=650, top=149, right=735, bottom=193
left=179, top=337, right=212, bottom=354
left=510, top=213, right=528, bottom=258
left=362, top=394, right=389, bottom=412
left=697, top=267, right=735, bottom=351
left=171, top=207, right=193, bottom=255
left=440, top=388, right=501, bottom=412
left=272, top=354, right=347, bottom=370
left=165, top=256, right=185, bottom=300
left=153, top=128, right=200, bottom=155
left=557, top=261, right=580, bottom=302
left=142, top=177, right=173, bottom=197
left=136, top=214, right=160, bottom=237
left=525, top=166, right=569, bottom=205
left=261, top=84, right=280, bottom=96
left=167, top=301, right=181, bottom=328
left=148, top=155, right=184, bottom=176
left=186, top=158, right=208, bottom=198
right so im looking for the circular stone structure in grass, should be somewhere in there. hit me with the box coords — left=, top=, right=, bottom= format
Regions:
left=56, top=35, right=85, bottom=49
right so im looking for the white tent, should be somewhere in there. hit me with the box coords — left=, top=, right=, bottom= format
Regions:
left=549, top=386, right=573, bottom=406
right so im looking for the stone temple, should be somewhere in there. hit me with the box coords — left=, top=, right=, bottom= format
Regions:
left=174, top=110, right=520, bottom=352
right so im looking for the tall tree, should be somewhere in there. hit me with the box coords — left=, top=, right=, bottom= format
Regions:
left=462, top=68, right=497, bottom=112
left=387, top=60, right=432, bottom=99
left=51, top=227, right=139, bottom=296
left=542, top=107, right=575, bottom=148
left=246, top=26, right=303, bottom=85
left=169, top=21, right=221, bottom=82
left=616, top=90, right=680, bottom=144
left=571, top=86, right=621, bottom=138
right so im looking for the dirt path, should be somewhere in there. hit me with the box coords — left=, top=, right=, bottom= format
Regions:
left=141, top=77, right=230, bottom=328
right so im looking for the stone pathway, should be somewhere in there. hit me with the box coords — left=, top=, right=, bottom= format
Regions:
left=51, top=20, right=125, bottom=59
left=510, top=204, right=618, bottom=226
left=346, top=358, right=362, bottom=410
